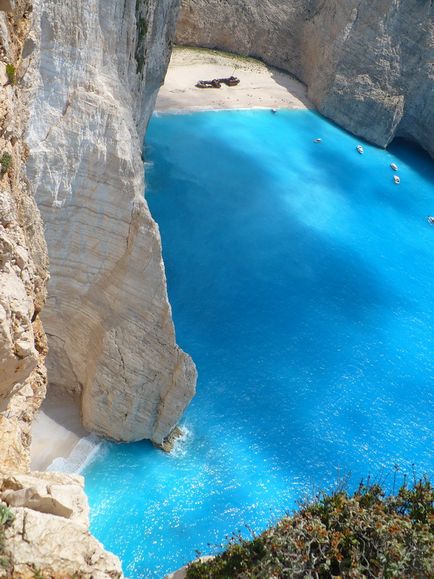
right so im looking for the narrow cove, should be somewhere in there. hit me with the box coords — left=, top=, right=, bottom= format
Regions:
left=84, top=109, right=434, bottom=578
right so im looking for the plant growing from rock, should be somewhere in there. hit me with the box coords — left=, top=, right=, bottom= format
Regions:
left=0, top=502, right=14, bottom=571
left=0, top=152, right=12, bottom=175
left=5, top=63, right=15, bottom=85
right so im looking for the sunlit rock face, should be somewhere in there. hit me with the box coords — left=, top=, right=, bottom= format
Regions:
left=25, top=0, right=196, bottom=445
left=177, top=0, right=434, bottom=157
left=0, top=472, right=123, bottom=578
left=0, top=0, right=48, bottom=474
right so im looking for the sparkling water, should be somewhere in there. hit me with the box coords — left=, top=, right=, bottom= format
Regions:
left=84, top=110, right=434, bottom=578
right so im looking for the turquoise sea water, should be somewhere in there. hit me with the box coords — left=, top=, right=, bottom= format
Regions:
left=85, top=110, right=434, bottom=578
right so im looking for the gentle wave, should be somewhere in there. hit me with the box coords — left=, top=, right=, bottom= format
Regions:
left=47, top=434, right=104, bottom=474
left=168, top=425, right=192, bottom=459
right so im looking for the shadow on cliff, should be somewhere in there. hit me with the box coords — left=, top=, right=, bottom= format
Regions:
left=269, top=66, right=312, bottom=109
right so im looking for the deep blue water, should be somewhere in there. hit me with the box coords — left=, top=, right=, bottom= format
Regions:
left=84, top=110, right=434, bottom=578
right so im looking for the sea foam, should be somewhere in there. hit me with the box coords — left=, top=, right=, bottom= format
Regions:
left=47, top=434, right=104, bottom=474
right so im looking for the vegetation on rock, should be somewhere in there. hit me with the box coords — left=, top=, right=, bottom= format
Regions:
left=0, top=502, right=14, bottom=571
left=0, top=152, right=12, bottom=174
left=5, top=64, right=15, bottom=85
left=187, top=478, right=434, bottom=578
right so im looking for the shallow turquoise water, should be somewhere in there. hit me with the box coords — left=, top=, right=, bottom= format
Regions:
left=84, top=110, right=434, bottom=578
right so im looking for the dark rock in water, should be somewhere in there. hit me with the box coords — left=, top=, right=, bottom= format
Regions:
left=155, top=425, right=184, bottom=452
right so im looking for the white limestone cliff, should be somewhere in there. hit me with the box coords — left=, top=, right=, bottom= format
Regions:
left=0, top=471, right=123, bottom=578
left=177, top=0, right=434, bottom=158
left=0, top=1, right=196, bottom=575
left=24, top=0, right=196, bottom=445
left=0, top=0, right=48, bottom=474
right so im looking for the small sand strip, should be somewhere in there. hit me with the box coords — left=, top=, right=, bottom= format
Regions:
left=156, top=46, right=312, bottom=113
left=30, top=389, right=87, bottom=471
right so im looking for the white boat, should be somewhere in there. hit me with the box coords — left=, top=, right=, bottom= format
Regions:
left=390, top=162, right=398, bottom=171
left=394, top=175, right=400, bottom=184
left=313, top=138, right=322, bottom=143
left=356, top=145, right=364, bottom=154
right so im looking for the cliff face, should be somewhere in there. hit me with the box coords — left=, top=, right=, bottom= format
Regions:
left=1, top=0, right=191, bottom=575
left=0, top=0, right=48, bottom=473
left=24, top=0, right=196, bottom=445
left=0, top=471, right=123, bottom=578
left=176, top=0, right=434, bottom=157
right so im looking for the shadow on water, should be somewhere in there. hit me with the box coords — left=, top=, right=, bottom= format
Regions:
left=145, top=110, right=427, bottom=482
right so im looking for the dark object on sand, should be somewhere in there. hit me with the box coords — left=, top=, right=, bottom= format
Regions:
left=196, top=76, right=240, bottom=89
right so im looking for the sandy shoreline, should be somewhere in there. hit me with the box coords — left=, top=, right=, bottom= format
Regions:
left=30, top=47, right=311, bottom=472
left=156, top=46, right=311, bottom=112
left=30, top=389, right=87, bottom=471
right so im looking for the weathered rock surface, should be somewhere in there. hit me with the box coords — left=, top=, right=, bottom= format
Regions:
left=1, top=471, right=89, bottom=526
left=24, top=0, right=197, bottom=444
left=0, top=472, right=122, bottom=578
left=177, top=0, right=434, bottom=157
left=0, top=0, right=48, bottom=473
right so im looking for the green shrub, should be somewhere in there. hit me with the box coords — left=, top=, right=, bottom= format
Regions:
left=0, top=503, right=14, bottom=572
left=187, top=478, right=434, bottom=578
left=5, top=63, right=15, bottom=85
left=0, top=152, right=12, bottom=174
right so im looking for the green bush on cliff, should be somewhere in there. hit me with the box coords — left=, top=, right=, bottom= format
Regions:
left=0, top=502, right=14, bottom=570
left=187, top=478, right=434, bottom=578
left=0, top=152, right=12, bottom=175
left=5, top=63, right=16, bottom=85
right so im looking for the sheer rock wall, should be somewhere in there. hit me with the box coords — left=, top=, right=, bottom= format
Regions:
left=176, top=0, right=434, bottom=157
left=0, top=0, right=48, bottom=474
left=25, top=0, right=196, bottom=445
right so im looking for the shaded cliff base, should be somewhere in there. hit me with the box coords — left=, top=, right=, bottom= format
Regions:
left=30, top=389, right=86, bottom=472
left=156, top=47, right=311, bottom=112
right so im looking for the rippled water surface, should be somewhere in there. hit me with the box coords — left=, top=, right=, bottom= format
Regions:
left=84, top=110, right=434, bottom=578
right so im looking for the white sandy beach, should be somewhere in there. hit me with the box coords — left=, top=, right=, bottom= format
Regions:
left=30, top=48, right=311, bottom=472
left=156, top=46, right=311, bottom=112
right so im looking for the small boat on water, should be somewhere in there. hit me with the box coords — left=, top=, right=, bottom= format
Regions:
left=427, top=216, right=434, bottom=225
left=390, top=162, right=398, bottom=171
left=394, top=175, right=401, bottom=184
left=313, top=138, right=322, bottom=143
left=356, top=145, right=364, bottom=154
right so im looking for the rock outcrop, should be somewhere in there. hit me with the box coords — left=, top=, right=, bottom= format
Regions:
left=0, top=472, right=123, bottom=578
left=24, top=0, right=196, bottom=445
left=176, top=0, right=434, bottom=157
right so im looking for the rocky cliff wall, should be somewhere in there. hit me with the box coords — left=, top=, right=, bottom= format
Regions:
left=176, top=0, right=434, bottom=157
left=0, top=471, right=123, bottom=578
left=24, top=0, right=196, bottom=445
left=0, top=0, right=48, bottom=473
